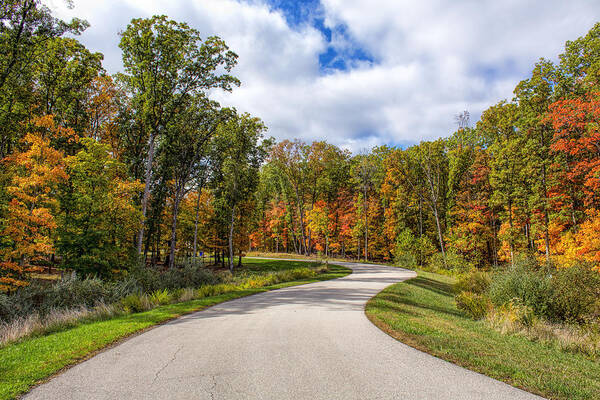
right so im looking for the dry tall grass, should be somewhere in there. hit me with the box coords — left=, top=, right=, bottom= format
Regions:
left=486, top=303, right=600, bottom=359
left=0, top=303, right=122, bottom=346
left=0, top=265, right=327, bottom=347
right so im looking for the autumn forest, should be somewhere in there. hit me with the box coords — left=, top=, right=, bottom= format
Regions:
left=2, top=2, right=600, bottom=399
left=1, top=2, right=600, bottom=291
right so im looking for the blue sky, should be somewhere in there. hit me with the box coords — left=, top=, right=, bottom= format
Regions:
left=48, top=0, right=599, bottom=152
left=265, top=0, right=375, bottom=71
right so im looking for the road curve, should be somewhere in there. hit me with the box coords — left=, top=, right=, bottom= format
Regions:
left=25, top=261, right=542, bottom=400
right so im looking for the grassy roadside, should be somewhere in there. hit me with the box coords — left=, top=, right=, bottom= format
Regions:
left=0, top=260, right=350, bottom=400
left=365, top=270, right=600, bottom=400
left=246, top=251, right=387, bottom=265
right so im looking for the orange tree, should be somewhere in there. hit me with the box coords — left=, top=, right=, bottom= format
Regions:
left=0, top=128, right=67, bottom=291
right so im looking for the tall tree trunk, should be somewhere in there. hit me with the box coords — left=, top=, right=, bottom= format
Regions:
left=228, top=204, right=236, bottom=272
left=541, top=163, right=550, bottom=262
left=425, top=175, right=445, bottom=264
left=168, top=194, right=182, bottom=269
left=294, top=186, right=307, bottom=255
left=193, top=188, right=201, bottom=257
left=137, top=131, right=157, bottom=255
left=432, top=206, right=446, bottom=261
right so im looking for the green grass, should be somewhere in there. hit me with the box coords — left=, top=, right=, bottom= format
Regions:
left=241, top=257, right=326, bottom=272
left=0, top=260, right=350, bottom=400
left=365, top=270, right=600, bottom=400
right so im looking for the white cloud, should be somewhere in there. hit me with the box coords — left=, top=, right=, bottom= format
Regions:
left=46, top=0, right=599, bottom=151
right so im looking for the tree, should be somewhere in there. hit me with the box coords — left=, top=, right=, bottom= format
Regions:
left=270, top=140, right=311, bottom=254
left=213, top=113, right=269, bottom=271
left=414, top=140, right=449, bottom=261
left=0, top=0, right=88, bottom=157
left=514, top=59, right=557, bottom=262
left=480, top=101, right=523, bottom=265
left=161, top=98, right=225, bottom=269
left=29, top=37, right=104, bottom=145
left=0, top=118, right=68, bottom=291
left=352, top=152, right=377, bottom=261
left=57, top=138, right=142, bottom=277
left=118, top=15, right=239, bottom=254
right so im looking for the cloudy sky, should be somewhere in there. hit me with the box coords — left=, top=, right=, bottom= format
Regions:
left=47, top=0, right=598, bottom=151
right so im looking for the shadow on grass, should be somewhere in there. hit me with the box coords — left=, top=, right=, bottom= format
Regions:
left=374, top=291, right=462, bottom=317
left=405, top=276, right=454, bottom=297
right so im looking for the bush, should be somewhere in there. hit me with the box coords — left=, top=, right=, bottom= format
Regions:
left=488, top=266, right=553, bottom=318
left=427, top=250, right=473, bottom=274
left=393, top=228, right=418, bottom=268
left=0, top=277, right=125, bottom=322
left=394, top=253, right=417, bottom=269
left=487, top=300, right=539, bottom=331
left=455, top=270, right=491, bottom=295
left=127, top=265, right=162, bottom=292
left=121, top=294, right=151, bottom=313
left=107, top=277, right=140, bottom=303
left=48, top=277, right=109, bottom=310
left=161, top=264, right=220, bottom=290
left=549, top=264, right=600, bottom=323
left=455, top=291, right=490, bottom=319
left=149, top=289, right=172, bottom=306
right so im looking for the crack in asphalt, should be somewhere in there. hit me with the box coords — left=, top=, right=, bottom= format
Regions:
left=208, top=375, right=217, bottom=400
left=152, top=345, right=183, bottom=385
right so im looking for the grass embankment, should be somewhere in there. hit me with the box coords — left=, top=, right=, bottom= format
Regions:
left=0, top=259, right=350, bottom=400
left=365, top=270, right=600, bottom=400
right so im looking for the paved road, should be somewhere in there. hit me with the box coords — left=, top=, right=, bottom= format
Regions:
left=25, top=261, right=543, bottom=399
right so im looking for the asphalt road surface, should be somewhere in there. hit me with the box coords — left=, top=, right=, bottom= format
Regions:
left=25, top=260, right=543, bottom=399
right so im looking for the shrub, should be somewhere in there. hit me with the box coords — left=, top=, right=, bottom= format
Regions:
left=487, top=300, right=539, bottom=333
left=127, top=265, right=162, bottom=292
left=48, top=277, right=109, bottom=310
left=121, top=294, right=151, bottom=313
left=393, top=228, right=418, bottom=268
left=549, top=264, right=600, bottom=323
left=162, top=265, right=220, bottom=290
left=149, top=289, right=172, bottom=306
left=0, top=277, right=124, bottom=322
left=455, top=270, right=491, bottom=295
left=394, top=253, right=417, bottom=269
left=428, top=250, right=473, bottom=274
left=488, top=266, right=553, bottom=318
left=107, top=277, right=140, bottom=303
left=175, top=288, right=196, bottom=302
left=455, top=291, right=490, bottom=319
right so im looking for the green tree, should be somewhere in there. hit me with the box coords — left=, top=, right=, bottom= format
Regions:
left=118, top=15, right=239, bottom=254
left=480, top=101, right=524, bottom=266
left=57, top=138, right=142, bottom=277
left=514, top=59, right=557, bottom=261
left=32, top=37, right=103, bottom=138
left=213, top=113, right=269, bottom=271
left=0, top=0, right=88, bottom=157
